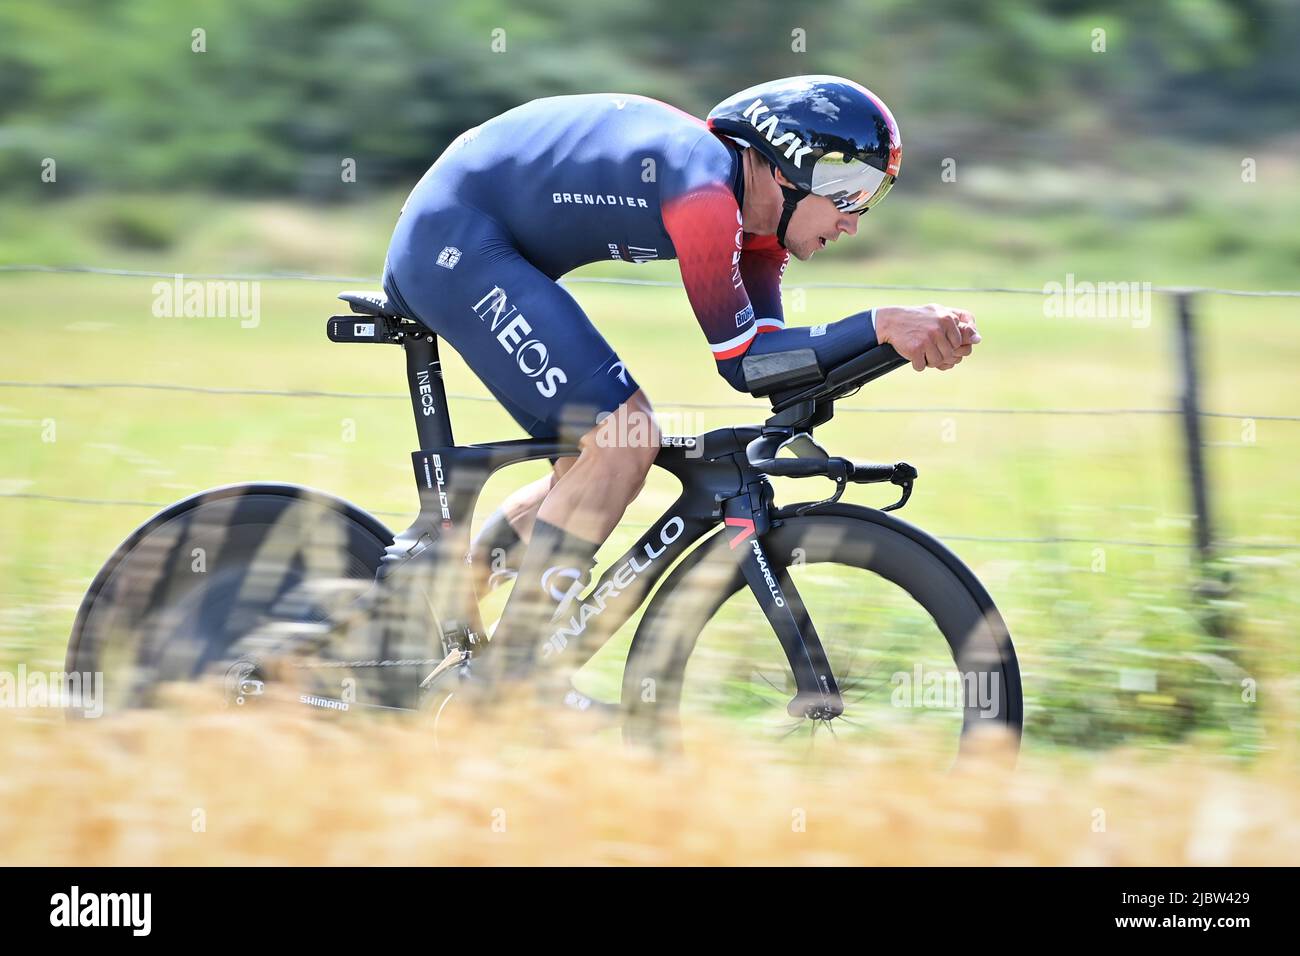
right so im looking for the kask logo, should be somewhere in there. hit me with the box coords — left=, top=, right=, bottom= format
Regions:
left=742, top=99, right=813, bottom=168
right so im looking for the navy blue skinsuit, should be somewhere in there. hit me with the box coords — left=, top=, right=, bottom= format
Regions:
left=382, top=93, right=877, bottom=439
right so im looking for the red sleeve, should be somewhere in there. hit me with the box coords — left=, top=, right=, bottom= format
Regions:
left=739, top=232, right=788, bottom=334
left=661, top=183, right=760, bottom=361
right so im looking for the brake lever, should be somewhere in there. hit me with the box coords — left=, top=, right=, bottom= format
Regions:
left=880, top=480, right=913, bottom=512
left=793, top=477, right=847, bottom=516
left=879, top=462, right=918, bottom=512
left=793, top=456, right=851, bottom=515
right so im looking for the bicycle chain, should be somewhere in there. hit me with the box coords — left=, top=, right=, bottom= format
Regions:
left=289, top=658, right=446, bottom=669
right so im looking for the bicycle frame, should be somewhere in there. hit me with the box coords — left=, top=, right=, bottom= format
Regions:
left=383, top=330, right=846, bottom=717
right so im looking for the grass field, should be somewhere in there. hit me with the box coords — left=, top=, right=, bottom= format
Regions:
left=3, top=258, right=1296, bottom=746
left=1, top=700, right=1297, bottom=866
left=1, top=189, right=1298, bottom=864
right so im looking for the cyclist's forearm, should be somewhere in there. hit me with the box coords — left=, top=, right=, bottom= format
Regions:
left=753, top=309, right=877, bottom=360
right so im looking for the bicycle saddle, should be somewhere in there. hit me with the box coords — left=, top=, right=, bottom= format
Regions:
left=337, top=290, right=406, bottom=319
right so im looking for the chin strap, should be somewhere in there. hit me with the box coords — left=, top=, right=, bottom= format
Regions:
left=772, top=165, right=807, bottom=249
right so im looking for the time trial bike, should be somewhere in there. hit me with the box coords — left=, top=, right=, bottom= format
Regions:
left=67, top=291, right=1023, bottom=761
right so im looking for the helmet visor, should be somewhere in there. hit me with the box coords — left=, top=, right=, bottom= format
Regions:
left=811, top=153, right=895, bottom=214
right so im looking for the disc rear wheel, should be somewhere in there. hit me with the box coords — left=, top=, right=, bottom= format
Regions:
left=66, top=484, right=393, bottom=715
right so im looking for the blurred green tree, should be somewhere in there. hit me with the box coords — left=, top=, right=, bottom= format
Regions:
left=1, top=0, right=1296, bottom=196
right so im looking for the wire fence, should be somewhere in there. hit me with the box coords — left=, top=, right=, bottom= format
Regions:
left=3, top=263, right=1299, bottom=554
left=2, top=380, right=1298, bottom=422
left=2, top=264, right=1298, bottom=420
left=5, top=262, right=1300, bottom=297
left=1, top=491, right=1294, bottom=553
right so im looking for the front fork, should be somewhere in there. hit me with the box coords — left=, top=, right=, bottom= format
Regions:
left=723, top=482, right=844, bottom=719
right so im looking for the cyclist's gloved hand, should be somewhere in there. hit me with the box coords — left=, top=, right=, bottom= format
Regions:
left=873, top=304, right=980, bottom=372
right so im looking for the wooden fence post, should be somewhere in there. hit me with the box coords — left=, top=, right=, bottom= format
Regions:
left=1174, top=291, right=1233, bottom=634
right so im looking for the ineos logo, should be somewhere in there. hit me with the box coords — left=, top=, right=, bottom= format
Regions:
left=416, top=368, right=436, bottom=416
left=471, top=286, right=569, bottom=398
left=731, top=209, right=744, bottom=289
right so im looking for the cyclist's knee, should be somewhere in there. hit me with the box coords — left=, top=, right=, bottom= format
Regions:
left=578, top=395, right=659, bottom=487
left=577, top=431, right=657, bottom=487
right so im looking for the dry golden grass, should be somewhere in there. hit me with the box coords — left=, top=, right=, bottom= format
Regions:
left=2, top=692, right=1297, bottom=866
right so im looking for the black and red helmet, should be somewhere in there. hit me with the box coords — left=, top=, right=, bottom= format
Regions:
left=708, top=75, right=902, bottom=243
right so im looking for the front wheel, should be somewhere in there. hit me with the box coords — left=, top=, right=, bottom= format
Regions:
left=66, top=483, right=394, bottom=715
left=622, top=504, right=1022, bottom=765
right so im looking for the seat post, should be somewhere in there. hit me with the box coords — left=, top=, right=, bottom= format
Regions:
left=403, top=332, right=454, bottom=449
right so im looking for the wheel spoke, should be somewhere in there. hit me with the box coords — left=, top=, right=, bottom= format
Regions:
left=625, top=510, right=1021, bottom=766
left=780, top=720, right=809, bottom=740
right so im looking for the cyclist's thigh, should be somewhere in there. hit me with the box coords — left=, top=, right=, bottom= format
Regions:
left=383, top=206, right=639, bottom=440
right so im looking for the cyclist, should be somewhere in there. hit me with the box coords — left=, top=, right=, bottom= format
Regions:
left=381, top=75, right=980, bottom=684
